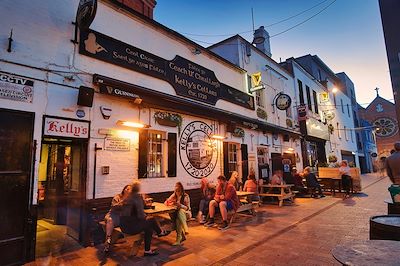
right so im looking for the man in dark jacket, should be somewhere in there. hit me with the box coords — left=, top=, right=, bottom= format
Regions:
left=303, top=167, right=324, bottom=198
left=386, top=142, right=400, bottom=185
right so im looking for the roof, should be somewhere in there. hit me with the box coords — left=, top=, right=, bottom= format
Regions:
left=365, top=95, right=395, bottom=110
left=208, top=35, right=293, bottom=77
left=295, top=54, right=342, bottom=85
left=106, top=0, right=246, bottom=73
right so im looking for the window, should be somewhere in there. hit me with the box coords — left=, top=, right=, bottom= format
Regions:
left=312, top=90, right=319, bottom=114
left=306, top=85, right=312, bottom=112
left=247, top=74, right=252, bottom=91
left=341, top=99, right=344, bottom=113
left=350, top=130, right=354, bottom=142
left=347, top=104, right=350, bottom=117
left=333, top=93, right=337, bottom=108
left=148, top=132, right=164, bottom=178
left=256, top=90, right=264, bottom=107
left=298, top=79, right=304, bottom=104
left=318, top=69, right=322, bottom=81
left=228, top=143, right=239, bottom=174
left=337, top=122, right=341, bottom=138
left=344, top=126, right=348, bottom=141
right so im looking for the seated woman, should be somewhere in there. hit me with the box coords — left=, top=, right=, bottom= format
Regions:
left=243, top=174, right=260, bottom=202
left=339, top=160, right=352, bottom=198
left=104, top=184, right=133, bottom=252
left=303, top=167, right=325, bottom=198
left=119, top=181, right=170, bottom=256
left=229, top=171, right=242, bottom=191
left=197, top=178, right=216, bottom=224
left=165, top=182, right=191, bottom=245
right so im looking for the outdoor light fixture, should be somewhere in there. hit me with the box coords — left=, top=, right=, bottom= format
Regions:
left=332, top=87, right=338, bottom=94
left=191, top=47, right=201, bottom=55
left=287, top=147, right=295, bottom=152
left=117, top=120, right=150, bottom=129
left=211, top=134, right=226, bottom=140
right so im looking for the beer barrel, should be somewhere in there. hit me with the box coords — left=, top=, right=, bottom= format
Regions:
left=370, top=215, right=400, bottom=241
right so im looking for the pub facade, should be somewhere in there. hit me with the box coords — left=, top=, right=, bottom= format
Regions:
left=0, top=0, right=302, bottom=263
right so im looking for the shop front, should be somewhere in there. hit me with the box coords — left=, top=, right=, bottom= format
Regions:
left=36, top=116, right=89, bottom=256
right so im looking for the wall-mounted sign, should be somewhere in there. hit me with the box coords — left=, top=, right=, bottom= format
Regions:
left=76, top=0, right=97, bottom=30
left=80, top=29, right=254, bottom=110
left=320, top=92, right=329, bottom=103
left=43, top=116, right=89, bottom=139
left=104, top=137, right=130, bottom=151
left=323, top=110, right=335, bottom=121
left=297, top=104, right=308, bottom=121
left=305, top=118, right=329, bottom=141
left=249, top=72, right=265, bottom=93
left=76, top=109, right=86, bottom=118
left=0, top=72, right=33, bottom=103
left=179, top=121, right=218, bottom=178
left=275, top=93, right=292, bottom=111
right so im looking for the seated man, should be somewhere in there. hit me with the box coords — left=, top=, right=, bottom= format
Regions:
left=303, top=167, right=325, bottom=198
left=290, top=167, right=307, bottom=194
left=204, top=175, right=240, bottom=230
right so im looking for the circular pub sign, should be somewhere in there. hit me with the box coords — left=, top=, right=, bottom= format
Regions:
left=179, top=121, right=218, bottom=178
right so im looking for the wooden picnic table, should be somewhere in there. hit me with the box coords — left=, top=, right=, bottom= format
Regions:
left=259, top=184, right=294, bottom=207
left=236, top=191, right=256, bottom=198
left=332, top=240, right=400, bottom=266
left=144, top=202, right=177, bottom=216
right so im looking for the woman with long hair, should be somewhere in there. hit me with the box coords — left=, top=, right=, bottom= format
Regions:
left=229, top=171, right=242, bottom=191
left=104, top=184, right=133, bottom=252
left=165, top=182, right=191, bottom=245
left=197, top=177, right=216, bottom=224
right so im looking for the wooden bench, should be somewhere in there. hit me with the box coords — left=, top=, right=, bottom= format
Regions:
left=99, top=221, right=143, bottom=256
left=260, top=184, right=295, bottom=207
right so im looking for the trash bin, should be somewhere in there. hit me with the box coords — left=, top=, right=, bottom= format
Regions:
left=370, top=215, right=400, bottom=241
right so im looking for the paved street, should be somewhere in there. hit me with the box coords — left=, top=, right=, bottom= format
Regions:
left=29, top=173, right=390, bottom=266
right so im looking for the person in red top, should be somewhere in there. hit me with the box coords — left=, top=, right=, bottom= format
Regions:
left=204, top=175, right=239, bottom=230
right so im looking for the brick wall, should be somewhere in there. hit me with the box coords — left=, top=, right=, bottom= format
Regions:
left=116, top=0, right=156, bottom=18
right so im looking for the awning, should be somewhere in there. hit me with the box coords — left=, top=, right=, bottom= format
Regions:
left=93, top=74, right=301, bottom=138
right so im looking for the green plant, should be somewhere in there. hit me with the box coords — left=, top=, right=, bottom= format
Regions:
left=232, top=127, right=245, bottom=138
left=328, top=124, right=334, bottom=134
left=328, top=154, right=338, bottom=163
left=154, top=111, right=183, bottom=133
left=256, top=108, right=268, bottom=120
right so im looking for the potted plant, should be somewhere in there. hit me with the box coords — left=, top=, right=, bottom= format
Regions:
left=154, top=111, right=183, bottom=132
left=328, top=154, right=338, bottom=163
left=256, top=108, right=268, bottom=120
left=328, top=124, right=334, bottom=134
left=232, top=127, right=245, bottom=138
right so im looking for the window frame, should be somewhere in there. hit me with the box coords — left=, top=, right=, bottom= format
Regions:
left=147, top=131, right=166, bottom=178
left=228, top=142, right=239, bottom=175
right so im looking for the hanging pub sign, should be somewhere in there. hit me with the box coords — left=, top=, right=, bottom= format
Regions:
left=79, top=29, right=254, bottom=110
left=275, top=93, right=292, bottom=111
left=320, top=92, right=329, bottom=103
left=76, top=0, right=97, bottom=30
left=297, top=104, right=308, bottom=121
left=0, top=72, right=34, bottom=103
left=43, top=116, right=90, bottom=139
left=249, top=72, right=265, bottom=93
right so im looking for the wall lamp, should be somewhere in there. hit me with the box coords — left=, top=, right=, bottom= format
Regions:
left=117, top=120, right=150, bottom=129
left=211, top=134, right=226, bottom=140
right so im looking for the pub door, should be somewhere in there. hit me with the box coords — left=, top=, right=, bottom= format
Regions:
left=37, top=139, right=86, bottom=255
left=0, top=109, right=35, bottom=265
left=271, top=153, right=283, bottom=173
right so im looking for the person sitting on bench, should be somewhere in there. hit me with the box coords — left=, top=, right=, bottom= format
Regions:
left=120, top=181, right=170, bottom=256
left=165, top=182, right=192, bottom=246
left=104, top=184, right=133, bottom=252
left=204, top=175, right=239, bottom=230
left=303, top=167, right=325, bottom=198
left=197, top=177, right=216, bottom=224
left=243, top=174, right=260, bottom=202
left=339, top=160, right=352, bottom=198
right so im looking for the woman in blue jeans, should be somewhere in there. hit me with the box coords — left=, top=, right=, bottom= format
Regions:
left=197, top=178, right=216, bottom=224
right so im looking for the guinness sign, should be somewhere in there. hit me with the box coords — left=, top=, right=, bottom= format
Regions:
left=76, top=0, right=97, bottom=30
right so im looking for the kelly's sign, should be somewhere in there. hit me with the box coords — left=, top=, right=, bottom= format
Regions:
left=43, top=116, right=90, bottom=139
left=79, top=30, right=254, bottom=110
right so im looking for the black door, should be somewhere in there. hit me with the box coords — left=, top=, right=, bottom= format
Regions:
left=271, top=153, right=283, bottom=173
left=0, top=109, right=34, bottom=265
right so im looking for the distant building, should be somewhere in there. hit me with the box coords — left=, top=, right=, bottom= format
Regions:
left=379, top=0, right=400, bottom=132
left=359, top=90, right=399, bottom=160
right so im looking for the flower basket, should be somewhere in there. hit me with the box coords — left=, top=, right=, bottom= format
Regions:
left=155, top=118, right=178, bottom=127
left=328, top=124, right=334, bottom=134
left=232, top=127, right=245, bottom=138
left=154, top=111, right=183, bottom=133
left=328, top=154, right=338, bottom=163
left=256, top=108, right=268, bottom=120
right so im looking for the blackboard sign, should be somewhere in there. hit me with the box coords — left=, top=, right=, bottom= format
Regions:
left=79, top=29, right=254, bottom=110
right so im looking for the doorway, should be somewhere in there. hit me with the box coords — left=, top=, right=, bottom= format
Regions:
left=0, top=109, right=35, bottom=265
left=36, top=139, right=87, bottom=257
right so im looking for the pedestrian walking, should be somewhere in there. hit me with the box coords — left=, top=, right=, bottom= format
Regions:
left=386, top=142, right=400, bottom=185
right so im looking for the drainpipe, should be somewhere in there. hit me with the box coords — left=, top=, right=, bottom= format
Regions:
left=93, top=143, right=102, bottom=199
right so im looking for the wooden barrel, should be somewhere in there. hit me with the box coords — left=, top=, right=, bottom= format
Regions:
left=370, top=215, right=400, bottom=241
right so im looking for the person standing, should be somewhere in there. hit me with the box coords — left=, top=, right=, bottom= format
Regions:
left=339, top=160, right=352, bottom=198
left=386, top=142, right=400, bottom=185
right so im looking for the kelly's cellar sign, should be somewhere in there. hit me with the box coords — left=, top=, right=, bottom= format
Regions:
left=43, top=116, right=90, bottom=139
left=0, top=72, right=33, bottom=103
left=79, top=29, right=254, bottom=109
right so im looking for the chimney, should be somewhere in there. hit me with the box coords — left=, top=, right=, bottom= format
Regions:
left=116, top=0, right=157, bottom=19
left=253, top=26, right=271, bottom=57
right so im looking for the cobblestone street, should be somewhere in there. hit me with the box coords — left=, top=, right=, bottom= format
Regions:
left=29, top=174, right=390, bottom=266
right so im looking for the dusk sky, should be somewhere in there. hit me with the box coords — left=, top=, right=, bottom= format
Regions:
left=155, top=0, right=393, bottom=107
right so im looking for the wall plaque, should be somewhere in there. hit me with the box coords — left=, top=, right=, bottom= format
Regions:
left=0, top=72, right=33, bottom=103
left=80, top=29, right=254, bottom=110
left=104, top=137, right=130, bottom=151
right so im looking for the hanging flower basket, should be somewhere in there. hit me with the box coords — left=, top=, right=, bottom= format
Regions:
left=286, top=119, right=293, bottom=128
left=328, top=154, right=338, bottom=163
left=154, top=111, right=183, bottom=132
left=232, top=127, right=245, bottom=138
left=328, top=124, right=334, bottom=134
left=257, top=108, right=268, bottom=120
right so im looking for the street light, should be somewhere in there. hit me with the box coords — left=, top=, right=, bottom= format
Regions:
left=332, top=87, right=338, bottom=94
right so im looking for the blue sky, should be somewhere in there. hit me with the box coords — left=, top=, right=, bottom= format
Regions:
left=154, top=0, right=392, bottom=106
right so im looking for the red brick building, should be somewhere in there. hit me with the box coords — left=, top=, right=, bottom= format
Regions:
left=359, top=92, right=399, bottom=158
